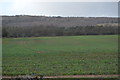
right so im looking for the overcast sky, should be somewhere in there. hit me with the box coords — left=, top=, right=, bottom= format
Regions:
left=0, top=0, right=119, bottom=17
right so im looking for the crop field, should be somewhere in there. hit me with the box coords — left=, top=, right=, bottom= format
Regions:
left=2, top=35, right=118, bottom=76
left=2, top=78, right=119, bottom=80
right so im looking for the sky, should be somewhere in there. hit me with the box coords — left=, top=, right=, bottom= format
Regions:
left=0, top=0, right=119, bottom=17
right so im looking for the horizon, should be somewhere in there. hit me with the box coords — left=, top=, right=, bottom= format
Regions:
left=1, top=15, right=118, bottom=18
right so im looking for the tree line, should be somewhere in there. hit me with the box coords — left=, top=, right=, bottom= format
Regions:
left=2, top=25, right=118, bottom=38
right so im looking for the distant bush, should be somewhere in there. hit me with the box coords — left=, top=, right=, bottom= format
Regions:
left=2, top=25, right=118, bottom=38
